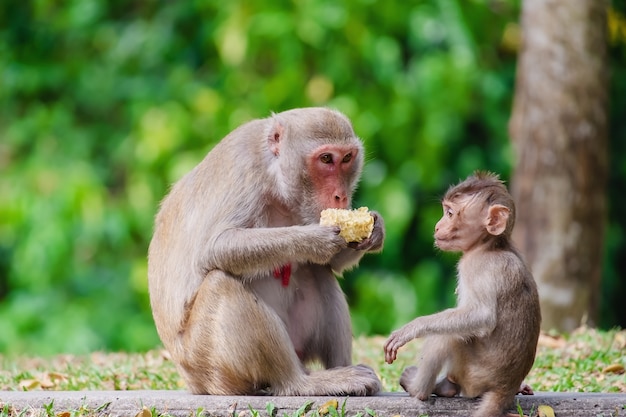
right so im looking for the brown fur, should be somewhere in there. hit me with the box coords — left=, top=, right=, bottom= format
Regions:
left=384, top=171, right=541, bottom=417
left=148, top=107, right=384, bottom=395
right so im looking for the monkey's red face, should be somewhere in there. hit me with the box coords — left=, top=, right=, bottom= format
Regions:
left=307, top=144, right=361, bottom=210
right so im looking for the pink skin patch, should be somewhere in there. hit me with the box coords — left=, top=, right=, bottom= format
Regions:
left=273, top=263, right=292, bottom=287
left=307, top=144, right=360, bottom=210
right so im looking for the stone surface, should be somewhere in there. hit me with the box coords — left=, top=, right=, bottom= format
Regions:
left=1, top=390, right=625, bottom=416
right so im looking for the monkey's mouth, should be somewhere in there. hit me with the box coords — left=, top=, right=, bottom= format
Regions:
left=434, top=237, right=452, bottom=248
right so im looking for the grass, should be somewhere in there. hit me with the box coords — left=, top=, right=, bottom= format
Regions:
left=0, top=327, right=624, bottom=393
left=0, top=351, right=182, bottom=392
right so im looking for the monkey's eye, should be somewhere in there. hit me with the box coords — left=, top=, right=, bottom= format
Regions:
left=444, top=206, right=454, bottom=218
left=320, top=153, right=333, bottom=164
left=342, top=153, right=352, bottom=163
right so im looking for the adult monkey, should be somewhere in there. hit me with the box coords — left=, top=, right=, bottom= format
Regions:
left=148, top=107, right=385, bottom=396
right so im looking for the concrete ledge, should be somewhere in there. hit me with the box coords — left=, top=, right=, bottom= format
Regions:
left=1, top=390, right=625, bottom=417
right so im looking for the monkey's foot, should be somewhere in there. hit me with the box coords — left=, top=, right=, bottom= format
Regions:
left=399, top=366, right=418, bottom=393
left=298, top=364, right=381, bottom=396
left=351, top=364, right=383, bottom=396
left=433, top=377, right=460, bottom=398
left=399, top=366, right=431, bottom=401
left=518, top=382, right=534, bottom=395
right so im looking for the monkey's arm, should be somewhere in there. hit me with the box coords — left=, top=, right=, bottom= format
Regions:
left=330, top=211, right=385, bottom=273
left=383, top=302, right=497, bottom=364
left=208, top=224, right=346, bottom=277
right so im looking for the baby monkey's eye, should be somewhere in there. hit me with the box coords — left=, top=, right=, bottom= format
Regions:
left=320, top=153, right=333, bottom=164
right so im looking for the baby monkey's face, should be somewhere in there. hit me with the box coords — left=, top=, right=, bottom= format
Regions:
left=434, top=195, right=487, bottom=253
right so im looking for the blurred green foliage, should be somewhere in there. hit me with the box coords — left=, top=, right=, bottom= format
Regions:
left=1, top=0, right=625, bottom=355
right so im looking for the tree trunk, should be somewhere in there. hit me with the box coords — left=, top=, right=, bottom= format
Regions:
left=509, top=0, right=609, bottom=332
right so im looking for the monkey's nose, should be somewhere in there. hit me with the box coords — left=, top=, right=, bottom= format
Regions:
left=335, top=194, right=348, bottom=204
left=331, top=194, right=348, bottom=209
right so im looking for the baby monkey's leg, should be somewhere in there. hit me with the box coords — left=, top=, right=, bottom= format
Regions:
left=400, top=335, right=459, bottom=400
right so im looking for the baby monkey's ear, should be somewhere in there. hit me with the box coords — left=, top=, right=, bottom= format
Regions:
left=485, top=204, right=510, bottom=236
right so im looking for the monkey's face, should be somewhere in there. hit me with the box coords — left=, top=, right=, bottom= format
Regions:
left=434, top=196, right=487, bottom=253
left=304, top=143, right=362, bottom=215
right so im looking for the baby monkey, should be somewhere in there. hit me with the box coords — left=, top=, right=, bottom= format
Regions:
left=384, top=171, right=541, bottom=417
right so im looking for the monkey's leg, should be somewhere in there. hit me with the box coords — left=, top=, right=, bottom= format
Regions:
left=178, top=271, right=379, bottom=396
left=285, top=269, right=380, bottom=396
left=312, top=270, right=353, bottom=368
left=259, top=272, right=381, bottom=396
left=175, top=271, right=295, bottom=394
left=400, top=335, right=451, bottom=400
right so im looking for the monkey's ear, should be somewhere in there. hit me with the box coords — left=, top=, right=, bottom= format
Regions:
left=267, top=119, right=285, bottom=156
left=485, top=204, right=510, bottom=236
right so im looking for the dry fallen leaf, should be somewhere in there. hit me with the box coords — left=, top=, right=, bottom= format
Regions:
left=538, top=333, right=565, bottom=349
left=602, top=363, right=625, bottom=374
left=39, top=378, right=55, bottom=389
left=18, top=379, right=41, bottom=390
left=318, top=399, right=339, bottom=415
left=48, top=372, right=67, bottom=381
left=56, top=411, right=71, bottom=417
left=537, top=404, right=555, bottom=417
left=134, top=406, right=152, bottom=417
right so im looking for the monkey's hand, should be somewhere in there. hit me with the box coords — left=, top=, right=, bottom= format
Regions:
left=306, top=224, right=350, bottom=265
left=348, top=211, right=385, bottom=252
left=328, top=212, right=384, bottom=274
left=384, top=323, right=419, bottom=364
